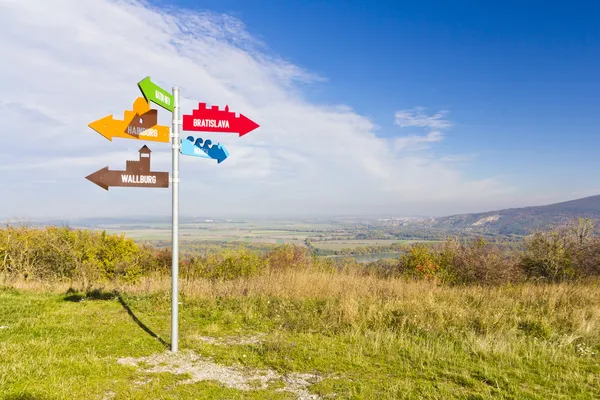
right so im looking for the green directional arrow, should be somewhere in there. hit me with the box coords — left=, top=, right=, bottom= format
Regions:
left=137, top=76, right=174, bottom=112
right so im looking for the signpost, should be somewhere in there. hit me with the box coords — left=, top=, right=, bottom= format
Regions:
left=170, top=86, right=180, bottom=353
left=85, top=146, right=169, bottom=190
left=182, top=103, right=260, bottom=136
left=138, top=76, right=175, bottom=113
left=88, top=97, right=170, bottom=143
left=180, top=136, right=229, bottom=163
left=85, top=76, right=259, bottom=353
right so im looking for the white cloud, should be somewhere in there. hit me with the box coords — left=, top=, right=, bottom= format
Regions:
left=394, top=130, right=444, bottom=151
left=392, top=107, right=452, bottom=152
left=394, top=107, right=452, bottom=129
left=0, top=0, right=514, bottom=219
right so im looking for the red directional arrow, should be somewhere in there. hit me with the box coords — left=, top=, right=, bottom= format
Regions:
left=182, top=103, right=259, bottom=137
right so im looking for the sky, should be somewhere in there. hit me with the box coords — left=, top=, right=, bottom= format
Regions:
left=0, top=0, right=599, bottom=219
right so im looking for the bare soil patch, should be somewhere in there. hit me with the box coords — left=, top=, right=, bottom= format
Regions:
left=118, top=350, right=323, bottom=399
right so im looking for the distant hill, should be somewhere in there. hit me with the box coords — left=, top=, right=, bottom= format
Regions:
left=429, top=194, right=600, bottom=236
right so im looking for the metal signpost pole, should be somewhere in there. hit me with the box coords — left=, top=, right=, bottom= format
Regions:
left=171, top=86, right=180, bottom=352
left=88, top=76, right=258, bottom=353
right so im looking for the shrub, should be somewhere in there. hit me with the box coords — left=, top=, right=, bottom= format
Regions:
left=362, top=258, right=404, bottom=278
left=398, top=237, right=521, bottom=285
left=186, top=247, right=265, bottom=280
left=576, top=237, right=600, bottom=276
left=2, top=218, right=600, bottom=286
left=520, top=218, right=599, bottom=281
left=438, top=237, right=522, bottom=285
left=400, top=243, right=442, bottom=282
left=266, top=244, right=313, bottom=272
left=0, top=226, right=155, bottom=288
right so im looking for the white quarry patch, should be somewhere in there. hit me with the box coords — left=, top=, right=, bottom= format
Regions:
left=472, top=215, right=500, bottom=226
left=117, top=350, right=322, bottom=399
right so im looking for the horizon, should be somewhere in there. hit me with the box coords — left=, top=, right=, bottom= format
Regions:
left=4, top=191, right=600, bottom=223
left=1, top=0, right=599, bottom=219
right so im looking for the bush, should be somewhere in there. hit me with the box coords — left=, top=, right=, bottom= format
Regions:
left=520, top=218, right=599, bottom=281
left=185, top=247, right=266, bottom=280
left=398, top=237, right=521, bottom=285
left=2, top=218, right=600, bottom=287
left=266, top=244, right=313, bottom=272
left=400, top=243, right=441, bottom=282
left=438, top=237, right=522, bottom=285
left=0, top=226, right=155, bottom=287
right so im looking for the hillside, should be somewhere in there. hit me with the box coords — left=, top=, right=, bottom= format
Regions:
left=429, top=194, right=600, bottom=236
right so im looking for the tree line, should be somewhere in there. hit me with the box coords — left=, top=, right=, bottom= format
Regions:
left=1, top=218, right=599, bottom=288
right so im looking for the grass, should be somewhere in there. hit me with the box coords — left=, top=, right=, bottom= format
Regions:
left=1, top=271, right=599, bottom=399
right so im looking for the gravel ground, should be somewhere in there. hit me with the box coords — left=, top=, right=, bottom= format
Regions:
left=117, top=349, right=323, bottom=399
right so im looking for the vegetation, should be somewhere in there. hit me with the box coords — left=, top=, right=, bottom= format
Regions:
left=1, top=219, right=600, bottom=398
left=306, top=238, right=410, bottom=256
left=2, top=219, right=599, bottom=287
left=2, top=271, right=599, bottom=398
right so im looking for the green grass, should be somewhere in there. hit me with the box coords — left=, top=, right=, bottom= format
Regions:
left=0, top=289, right=293, bottom=400
left=1, top=277, right=599, bottom=399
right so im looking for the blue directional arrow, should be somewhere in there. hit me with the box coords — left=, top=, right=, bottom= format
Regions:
left=181, top=136, right=210, bottom=159
left=180, top=136, right=229, bottom=163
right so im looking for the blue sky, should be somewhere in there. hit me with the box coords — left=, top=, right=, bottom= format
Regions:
left=0, top=0, right=598, bottom=219
left=164, top=0, right=600, bottom=191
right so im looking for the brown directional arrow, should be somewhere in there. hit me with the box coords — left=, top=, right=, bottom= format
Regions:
left=85, top=145, right=169, bottom=190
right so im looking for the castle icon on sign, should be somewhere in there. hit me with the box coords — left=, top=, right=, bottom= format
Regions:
left=125, top=145, right=153, bottom=174
left=196, top=103, right=236, bottom=117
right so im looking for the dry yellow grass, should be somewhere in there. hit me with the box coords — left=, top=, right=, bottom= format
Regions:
left=6, top=269, right=600, bottom=344
left=3, top=270, right=600, bottom=398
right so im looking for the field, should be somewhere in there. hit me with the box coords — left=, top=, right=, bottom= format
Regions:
left=86, top=219, right=434, bottom=256
left=102, top=227, right=314, bottom=245
left=84, top=220, right=438, bottom=261
left=96, top=221, right=334, bottom=247
left=309, top=239, right=428, bottom=251
left=1, top=272, right=599, bottom=399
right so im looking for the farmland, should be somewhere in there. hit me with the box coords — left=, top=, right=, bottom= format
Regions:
left=97, top=221, right=333, bottom=246
left=309, top=239, right=431, bottom=251
left=83, top=218, right=434, bottom=257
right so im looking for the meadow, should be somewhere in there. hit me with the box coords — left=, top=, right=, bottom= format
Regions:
left=1, top=220, right=600, bottom=399
left=2, top=274, right=599, bottom=399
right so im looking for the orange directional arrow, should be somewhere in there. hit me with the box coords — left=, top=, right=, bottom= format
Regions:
left=88, top=97, right=170, bottom=143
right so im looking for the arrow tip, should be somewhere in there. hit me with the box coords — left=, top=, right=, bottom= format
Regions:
left=88, top=115, right=114, bottom=141
left=238, top=114, right=260, bottom=137
left=137, top=76, right=151, bottom=88
left=137, top=76, right=151, bottom=101
left=216, top=144, right=229, bottom=163
left=86, top=167, right=109, bottom=190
